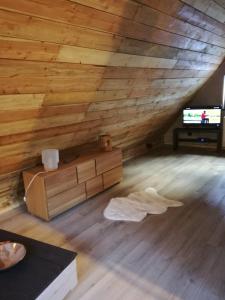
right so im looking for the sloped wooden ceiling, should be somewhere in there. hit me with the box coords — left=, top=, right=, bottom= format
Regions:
left=0, top=0, right=225, bottom=210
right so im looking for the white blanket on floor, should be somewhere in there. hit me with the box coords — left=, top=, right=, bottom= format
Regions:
left=104, top=188, right=183, bottom=222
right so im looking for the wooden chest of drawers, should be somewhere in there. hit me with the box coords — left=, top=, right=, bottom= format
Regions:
left=23, top=148, right=123, bottom=221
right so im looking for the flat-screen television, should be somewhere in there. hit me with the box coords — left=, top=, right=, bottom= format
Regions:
left=183, top=106, right=222, bottom=127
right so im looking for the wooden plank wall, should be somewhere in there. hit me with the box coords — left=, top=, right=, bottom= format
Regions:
left=0, top=0, right=225, bottom=211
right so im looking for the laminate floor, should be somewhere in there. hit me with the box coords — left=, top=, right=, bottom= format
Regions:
left=1, top=148, right=225, bottom=300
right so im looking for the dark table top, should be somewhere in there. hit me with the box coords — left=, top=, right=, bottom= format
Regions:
left=0, top=229, right=77, bottom=300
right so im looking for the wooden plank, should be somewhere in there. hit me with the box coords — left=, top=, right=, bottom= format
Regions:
left=43, top=86, right=198, bottom=106
left=0, top=9, right=122, bottom=52
left=0, top=9, right=224, bottom=57
left=136, top=0, right=183, bottom=16
left=135, top=4, right=225, bottom=48
left=44, top=90, right=132, bottom=106
left=177, top=3, right=225, bottom=37
left=0, top=0, right=135, bottom=35
left=0, top=59, right=213, bottom=81
left=0, top=37, right=171, bottom=69
left=0, top=59, right=105, bottom=78
left=182, top=0, right=225, bottom=24
left=69, top=0, right=139, bottom=19
left=0, top=74, right=209, bottom=95
left=57, top=45, right=177, bottom=69
left=44, top=90, right=135, bottom=106
left=0, top=104, right=89, bottom=123
left=0, top=94, right=45, bottom=110
left=174, top=59, right=218, bottom=70
left=103, top=67, right=213, bottom=79
left=1, top=0, right=224, bottom=50
left=0, top=36, right=60, bottom=61
left=0, top=120, right=101, bottom=146
left=0, top=36, right=222, bottom=66
left=0, top=76, right=102, bottom=94
left=98, top=78, right=205, bottom=91
left=137, top=0, right=225, bottom=37
left=0, top=113, right=85, bottom=136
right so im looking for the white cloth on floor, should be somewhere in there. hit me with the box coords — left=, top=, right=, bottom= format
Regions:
left=144, top=188, right=183, bottom=207
left=104, top=197, right=147, bottom=222
left=104, top=188, right=183, bottom=222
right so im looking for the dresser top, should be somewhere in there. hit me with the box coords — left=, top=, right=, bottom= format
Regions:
left=23, top=148, right=121, bottom=176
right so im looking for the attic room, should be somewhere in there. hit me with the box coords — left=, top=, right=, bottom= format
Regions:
left=1, top=0, right=225, bottom=299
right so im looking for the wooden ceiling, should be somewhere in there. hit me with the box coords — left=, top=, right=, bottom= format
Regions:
left=1, top=0, right=225, bottom=209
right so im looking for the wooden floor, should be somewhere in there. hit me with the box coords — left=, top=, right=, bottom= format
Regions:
left=1, top=148, right=225, bottom=300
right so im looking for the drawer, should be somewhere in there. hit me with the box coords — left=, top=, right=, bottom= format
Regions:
left=76, top=159, right=96, bottom=183
left=103, top=166, right=123, bottom=189
left=48, top=183, right=86, bottom=218
left=96, top=149, right=122, bottom=175
left=45, top=165, right=77, bottom=198
left=86, top=175, right=103, bottom=198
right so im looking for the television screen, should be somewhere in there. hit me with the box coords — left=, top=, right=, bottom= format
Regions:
left=183, top=107, right=222, bottom=127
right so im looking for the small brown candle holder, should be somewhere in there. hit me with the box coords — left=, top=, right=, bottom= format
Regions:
left=99, top=134, right=112, bottom=152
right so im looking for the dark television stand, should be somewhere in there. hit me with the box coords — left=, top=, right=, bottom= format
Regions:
left=173, top=126, right=222, bottom=152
